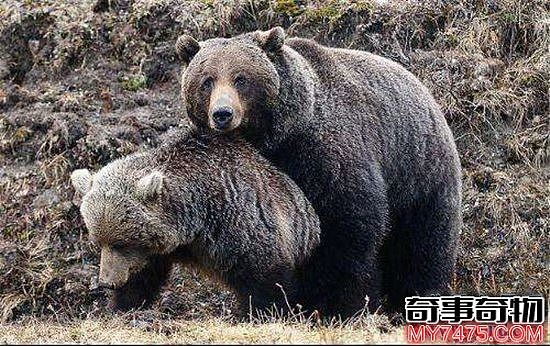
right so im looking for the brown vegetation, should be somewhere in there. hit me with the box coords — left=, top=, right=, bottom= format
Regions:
left=0, top=0, right=548, bottom=342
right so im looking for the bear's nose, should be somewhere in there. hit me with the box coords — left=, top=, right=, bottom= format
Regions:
left=212, top=107, right=234, bottom=129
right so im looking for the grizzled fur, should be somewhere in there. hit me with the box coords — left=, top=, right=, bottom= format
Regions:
left=71, top=131, right=320, bottom=312
left=178, top=27, right=462, bottom=316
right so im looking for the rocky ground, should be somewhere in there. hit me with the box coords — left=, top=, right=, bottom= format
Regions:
left=0, top=0, right=548, bottom=343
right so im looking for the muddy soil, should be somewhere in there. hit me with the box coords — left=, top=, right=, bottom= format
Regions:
left=0, top=0, right=548, bottom=322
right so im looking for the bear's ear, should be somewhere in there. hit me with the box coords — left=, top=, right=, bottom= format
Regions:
left=176, top=34, right=200, bottom=65
left=71, top=169, right=93, bottom=195
left=136, top=170, right=165, bottom=201
left=255, top=26, right=285, bottom=52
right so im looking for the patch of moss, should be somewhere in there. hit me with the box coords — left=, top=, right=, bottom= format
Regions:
left=199, top=0, right=215, bottom=8
left=0, top=115, right=7, bottom=130
left=13, top=126, right=33, bottom=144
left=501, top=12, right=517, bottom=23
left=18, top=228, right=34, bottom=242
left=274, top=0, right=304, bottom=17
left=304, top=0, right=372, bottom=23
left=353, top=0, right=374, bottom=13
left=120, top=74, right=147, bottom=92
left=304, top=0, right=341, bottom=22
left=3, top=225, right=14, bottom=239
left=444, top=31, right=460, bottom=48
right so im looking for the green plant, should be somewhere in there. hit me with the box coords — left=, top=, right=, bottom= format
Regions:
left=274, top=0, right=304, bottom=17
left=120, top=74, right=147, bottom=91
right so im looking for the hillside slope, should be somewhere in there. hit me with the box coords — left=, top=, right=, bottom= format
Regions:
left=0, top=0, right=548, bottom=337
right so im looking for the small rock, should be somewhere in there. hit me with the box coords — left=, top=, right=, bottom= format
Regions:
left=89, top=275, right=100, bottom=291
left=133, top=92, right=150, bottom=106
left=0, top=58, right=9, bottom=80
left=32, top=188, right=60, bottom=208
left=472, top=167, right=495, bottom=192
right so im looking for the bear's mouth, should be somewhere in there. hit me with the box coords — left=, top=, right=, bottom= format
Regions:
left=209, top=115, right=242, bottom=132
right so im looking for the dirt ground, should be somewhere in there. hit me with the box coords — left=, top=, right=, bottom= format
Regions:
left=0, top=0, right=548, bottom=343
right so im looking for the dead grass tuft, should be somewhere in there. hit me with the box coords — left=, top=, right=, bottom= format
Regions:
left=0, top=314, right=405, bottom=344
left=0, top=1, right=548, bottom=342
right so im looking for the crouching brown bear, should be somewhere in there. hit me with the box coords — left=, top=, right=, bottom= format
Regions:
left=70, top=130, right=320, bottom=312
left=177, top=27, right=463, bottom=316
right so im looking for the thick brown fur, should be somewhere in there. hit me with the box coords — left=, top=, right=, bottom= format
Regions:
left=71, top=130, right=320, bottom=312
left=178, top=27, right=463, bottom=317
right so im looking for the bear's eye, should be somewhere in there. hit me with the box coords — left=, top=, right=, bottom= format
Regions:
left=111, top=242, right=126, bottom=251
left=201, top=77, right=214, bottom=91
left=234, top=75, right=248, bottom=88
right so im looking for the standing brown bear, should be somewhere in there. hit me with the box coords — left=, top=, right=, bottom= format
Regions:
left=71, top=130, right=320, bottom=313
left=177, top=27, right=462, bottom=317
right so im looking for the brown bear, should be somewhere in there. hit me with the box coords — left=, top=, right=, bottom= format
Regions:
left=176, top=27, right=462, bottom=317
left=70, top=130, right=320, bottom=312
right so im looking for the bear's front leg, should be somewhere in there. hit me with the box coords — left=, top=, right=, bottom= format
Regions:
left=109, top=255, right=172, bottom=311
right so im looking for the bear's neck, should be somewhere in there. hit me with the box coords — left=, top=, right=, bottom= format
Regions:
left=254, top=46, right=318, bottom=154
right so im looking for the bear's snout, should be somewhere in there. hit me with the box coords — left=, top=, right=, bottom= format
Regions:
left=98, top=247, right=137, bottom=290
left=208, top=84, right=243, bottom=132
left=212, top=106, right=234, bottom=130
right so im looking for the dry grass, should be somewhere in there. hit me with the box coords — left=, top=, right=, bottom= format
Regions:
left=0, top=317, right=405, bottom=344
left=0, top=0, right=548, bottom=342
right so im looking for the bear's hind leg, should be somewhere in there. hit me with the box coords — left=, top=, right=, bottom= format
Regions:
left=382, top=186, right=461, bottom=313
left=300, top=201, right=388, bottom=318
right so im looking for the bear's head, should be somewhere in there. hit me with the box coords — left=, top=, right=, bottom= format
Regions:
left=177, top=27, right=285, bottom=135
left=70, top=162, right=181, bottom=290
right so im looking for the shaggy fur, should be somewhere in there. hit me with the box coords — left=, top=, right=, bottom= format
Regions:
left=71, top=131, right=320, bottom=312
left=178, top=27, right=463, bottom=316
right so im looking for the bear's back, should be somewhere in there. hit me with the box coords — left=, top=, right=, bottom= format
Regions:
left=284, top=37, right=459, bottom=195
left=153, top=130, right=321, bottom=265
